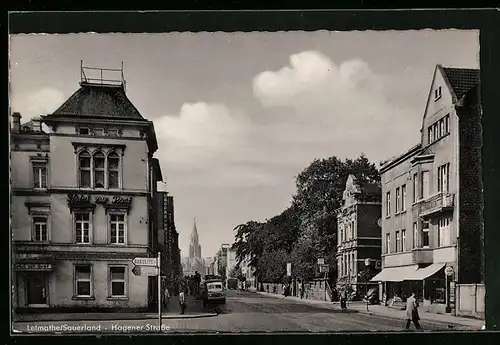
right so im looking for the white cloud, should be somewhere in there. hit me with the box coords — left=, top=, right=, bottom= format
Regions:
left=11, top=87, right=66, bottom=120
left=154, top=102, right=251, bottom=168
left=252, top=51, right=421, bottom=161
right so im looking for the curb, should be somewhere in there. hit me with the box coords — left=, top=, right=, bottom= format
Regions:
left=14, top=312, right=218, bottom=322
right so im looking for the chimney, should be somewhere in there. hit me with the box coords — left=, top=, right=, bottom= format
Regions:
left=12, top=112, right=21, bottom=132
left=31, top=117, right=42, bottom=132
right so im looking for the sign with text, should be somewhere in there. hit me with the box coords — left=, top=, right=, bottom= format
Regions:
left=132, top=257, right=158, bottom=267
left=319, top=264, right=330, bottom=273
left=132, top=265, right=159, bottom=276
left=317, top=258, right=325, bottom=265
left=286, top=263, right=292, bottom=276
left=14, top=263, right=53, bottom=271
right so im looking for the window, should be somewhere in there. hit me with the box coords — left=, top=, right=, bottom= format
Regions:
left=422, top=222, right=430, bottom=248
left=395, top=187, right=400, bottom=213
left=385, top=192, right=391, bottom=217
left=413, top=222, right=419, bottom=248
left=93, top=151, right=105, bottom=188
left=386, top=233, right=391, bottom=254
left=413, top=173, right=419, bottom=202
left=78, top=150, right=121, bottom=189
left=75, top=212, right=91, bottom=244
left=109, top=266, right=127, bottom=297
left=444, top=115, right=450, bottom=134
left=439, top=119, right=445, bottom=137
left=395, top=231, right=401, bottom=252
left=351, top=220, right=355, bottom=239
left=32, top=216, right=48, bottom=242
left=427, top=115, right=450, bottom=144
left=79, top=127, right=90, bottom=135
left=33, top=162, right=47, bottom=189
left=401, top=229, right=406, bottom=252
left=79, top=151, right=91, bottom=188
left=434, top=86, right=442, bottom=100
left=428, top=127, right=434, bottom=144
left=340, top=226, right=344, bottom=243
left=340, top=257, right=343, bottom=276
left=108, top=129, right=119, bottom=137
left=109, top=214, right=126, bottom=244
left=75, top=265, right=92, bottom=297
left=107, top=152, right=120, bottom=189
left=421, top=171, right=430, bottom=199
left=437, top=163, right=450, bottom=193
left=438, top=218, right=451, bottom=247
left=401, top=184, right=407, bottom=211
left=93, top=128, right=105, bottom=136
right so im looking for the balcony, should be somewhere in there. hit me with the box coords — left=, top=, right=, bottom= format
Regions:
left=419, top=192, right=454, bottom=218
left=412, top=247, right=433, bottom=264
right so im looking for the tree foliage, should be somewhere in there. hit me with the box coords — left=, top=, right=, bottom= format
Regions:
left=232, top=154, right=380, bottom=283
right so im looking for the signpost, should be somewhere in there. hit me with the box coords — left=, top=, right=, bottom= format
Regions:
left=319, top=264, right=329, bottom=273
left=317, top=258, right=325, bottom=265
left=286, top=263, right=292, bottom=276
left=132, top=254, right=161, bottom=330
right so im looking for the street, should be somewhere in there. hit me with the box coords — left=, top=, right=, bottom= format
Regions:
left=12, top=290, right=476, bottom=334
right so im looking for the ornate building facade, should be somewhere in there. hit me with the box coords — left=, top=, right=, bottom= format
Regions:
left=335, top=174, right=382, bottom=295
left=11, top=65, right=162, bottom=311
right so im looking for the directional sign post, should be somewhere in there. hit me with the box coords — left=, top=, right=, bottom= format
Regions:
left=131, top=254, right=161, bottom=330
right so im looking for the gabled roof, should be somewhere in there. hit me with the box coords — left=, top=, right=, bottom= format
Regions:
left=440, top=66, right=480, bottom=102
left=49, top=83, right=146, bottom=120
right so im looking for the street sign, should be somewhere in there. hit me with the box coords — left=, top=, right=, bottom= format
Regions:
left=317, top=258, right=325, bottom=265
left=445, top=266, right=454, bottom=276
left=132, top=257, right=158, bottom=266
left=319, top=264, right=329, bottom=273
left=132, top=265, right=159, bottom=276
left=286, top=263, right=292, bottom=276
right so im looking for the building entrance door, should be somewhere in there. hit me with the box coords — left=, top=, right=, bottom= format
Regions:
left=26, top=272, right=47, bottom=307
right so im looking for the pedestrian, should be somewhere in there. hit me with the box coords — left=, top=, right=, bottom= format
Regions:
left=405, top=292, right=422, bottom=330
left=179, top=287, right=187, bottom=315
left=163, top=286, right=170, bottom=309
left=299, top=282, right=304, bottom=299
left=340, top=289, right=347, bottom=312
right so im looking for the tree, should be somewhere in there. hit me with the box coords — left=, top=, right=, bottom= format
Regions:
left=258, top=248, right=289, bottom=283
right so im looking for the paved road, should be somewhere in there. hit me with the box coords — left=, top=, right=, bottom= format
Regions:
left=12, top=290, right=471, bottom=334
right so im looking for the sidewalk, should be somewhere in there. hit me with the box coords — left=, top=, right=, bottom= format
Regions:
left=14, top=295, right=217, bottom=322
left=254, top=291, right=483, bottom=329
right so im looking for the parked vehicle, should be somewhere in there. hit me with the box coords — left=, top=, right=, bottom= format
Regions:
left=227, top=278, right=238, bottom=290
left=363, top=287, right=379, bottom=305
left=202, top=281, right=226, bottom=307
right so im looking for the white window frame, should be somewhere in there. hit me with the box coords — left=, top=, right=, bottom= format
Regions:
left=422, top=222, right=430, bottom=248
left=438, top=163, right=450, bottom=193
left=32, top=215, right=49, bottom=242
left=413, top=222, right=419, bottom=249
left=444, top=115, right=450, bottom=134
left=434, top=86, right=442, bottom=101
left=395, top=187, right=400, bottom=213
left=401, top=229, right=406, bottom=252
left=78, top=151, right=92, bottom=188
left=108, top=265, right=128, bottom=298
left=438, top=218, right=450, bottom=247
left=395, top=230, right=401, bottom=253
left=421, top=171, right=430, bottom=199
left=74, top=264, right=93, bottom=298
left=401, top=184, right=407, bottom=211
left=74, top=211, right=92, bottom=244
left=109, top=213, right=127, bottom=245
left=385, top=192, right=391, bottom=217
left=92, top=151, right=106, bottom=189
left=32, top=161, right=48, bottom=189
left=413, top=173, right=419, bottom=202
left=386, top=233, right=391, bottom=254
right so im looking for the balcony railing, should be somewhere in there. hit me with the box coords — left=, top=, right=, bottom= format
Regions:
left=419, top=192, right=454, bottom=218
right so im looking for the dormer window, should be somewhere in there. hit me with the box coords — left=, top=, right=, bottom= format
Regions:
left=434, top=86, right=442, bottom=101
left=79, top=127, right=90, bottom=135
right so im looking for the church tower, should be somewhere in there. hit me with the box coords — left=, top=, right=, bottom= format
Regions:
left=189, top=218, right=202, bottom=259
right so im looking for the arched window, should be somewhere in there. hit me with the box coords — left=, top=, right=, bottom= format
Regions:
left=79, top=151, right=91, bottom=188
left=107, top=152, right=120, bottom=189
left=93, top=151, right=105, bottom=188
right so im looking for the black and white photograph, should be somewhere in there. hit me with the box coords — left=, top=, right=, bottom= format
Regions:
left=9, top=24, right=486, bottom=334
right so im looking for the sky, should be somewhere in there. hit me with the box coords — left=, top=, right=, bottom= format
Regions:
left=9, top=30, right=479, bottom=257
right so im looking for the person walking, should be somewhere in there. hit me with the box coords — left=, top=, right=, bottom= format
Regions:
left=405, top=292, right=422, bottom=330
left=340, top=289, right=347, bottom=312
left=163, top=286, right=170, bottom=309
left=179, top=287, right=187, bottom=315
left=299, top=282, right=304, bottom=299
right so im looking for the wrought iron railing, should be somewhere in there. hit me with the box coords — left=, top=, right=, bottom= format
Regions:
left=419, top=192, right=454, bottom=216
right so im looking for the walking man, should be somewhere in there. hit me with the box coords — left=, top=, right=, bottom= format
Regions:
left=179, top=287, right=187, bottom=315
left=163, top=285, right=170, bottom=309
left=405, top=292, right=422, bottom=330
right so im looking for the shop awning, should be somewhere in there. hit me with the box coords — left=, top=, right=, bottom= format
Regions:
left=411, top=263, right=446, bottom=280
left=370, top=265, right=419, bottom=282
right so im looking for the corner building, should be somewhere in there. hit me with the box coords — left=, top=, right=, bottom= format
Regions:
left=12, top=68, right=160, bottom=311
left=373, top=65, right=483, bottom=317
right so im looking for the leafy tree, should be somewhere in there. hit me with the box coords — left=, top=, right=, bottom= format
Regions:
left=258, top=248, right=289, bottom=283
